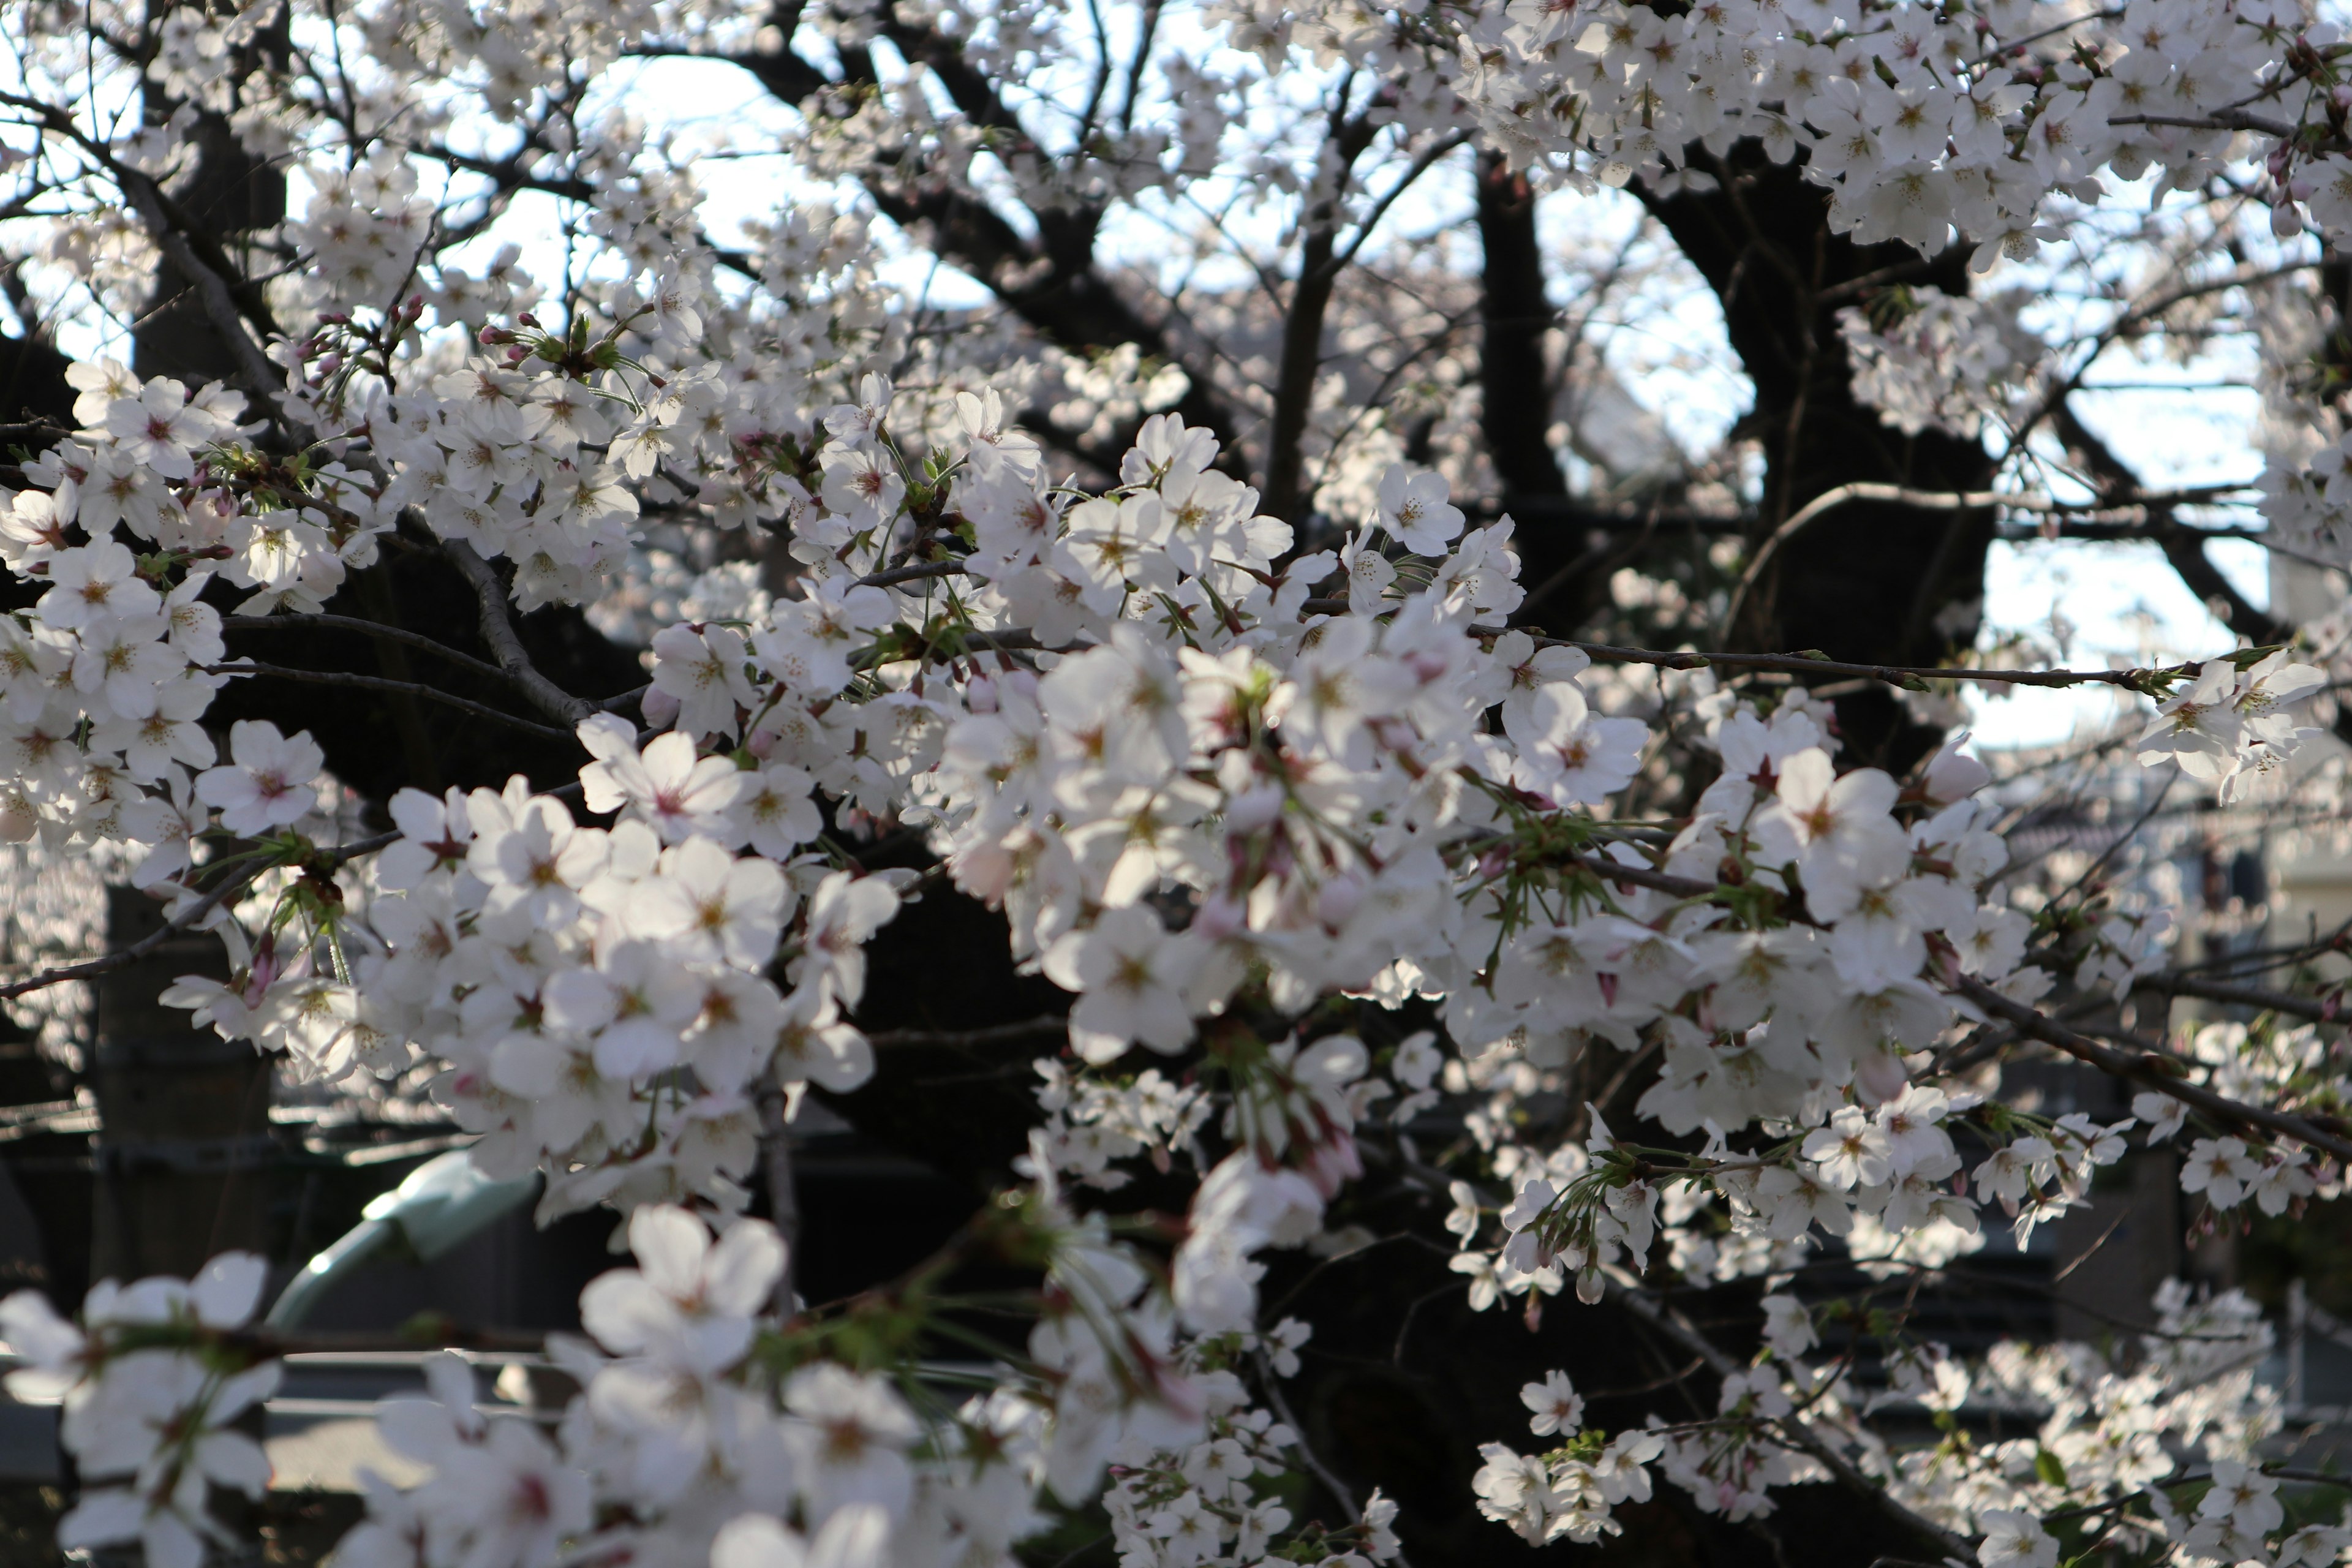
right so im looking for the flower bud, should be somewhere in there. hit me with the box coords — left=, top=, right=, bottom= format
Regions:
left=1314, top=872, right=1364, bottom=928
left=1192, top=893, right=1247, bottom=941
left=1224, top=784, right=1284, bottom=833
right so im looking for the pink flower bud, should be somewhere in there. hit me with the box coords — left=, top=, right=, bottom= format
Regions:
left=242, top=936, right=281, bottom=1007
left=1315, top=872, right=1364, bottom=928
left=1224, top=785, right=1284, bottom=833
left=1192, top=894, right=1247, bottom=941
left=2274, top=200, right=2307, bottom=239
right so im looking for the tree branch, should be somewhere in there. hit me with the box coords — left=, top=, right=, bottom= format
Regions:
left=1952, top=976, right=2352, bottom=1166
left=2142, top=971, right=2341, bottom=1023
left=0, top=828, right=398, bottom=1001
left=1605, top=1277, right=1976, bottom=1561
left=207, top=660, right=578, bottom=741
left=440, top=539, right=600, bottom=727
left=222, top=611, right=529, bottom=690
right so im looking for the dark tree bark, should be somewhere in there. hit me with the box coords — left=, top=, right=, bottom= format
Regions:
left=1477, top=151, right=1566, bottom=505
left=133, top=6, right=292, bottom=385
left=1637, top=149, right=1997, bottom=772
left=0, top=330, right=75, bottom=431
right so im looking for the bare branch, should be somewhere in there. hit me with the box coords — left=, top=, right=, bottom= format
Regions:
left=1953, top=976, right=2352, bottom=1166
left=442, top=538, right=601, bottom=727
left=223, top=611, right=527, bottom=690
left=206, top=660, right=578, bottom=741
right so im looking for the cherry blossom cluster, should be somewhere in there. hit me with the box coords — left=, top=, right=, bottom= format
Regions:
left=2133, top=650, right=2328, bottom=804
left=1376, top=0, right=2346, bottom=263
left=0, top=271, right=2340, bottom=1561
left=0, top=1199, right=1409, bottom=1568
left=168, top=720, right=898, bottom=1218
left=0, top=1253, right=277, bottom=1568
left=1838, top=288, right=2035, bottom=440
left=0, top=358, right=386, bottom=850
left=1469, top=1272, right=2339, bottom=1564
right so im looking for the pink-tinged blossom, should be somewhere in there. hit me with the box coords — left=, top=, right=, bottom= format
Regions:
left=194, top=719, right=322, bottom=835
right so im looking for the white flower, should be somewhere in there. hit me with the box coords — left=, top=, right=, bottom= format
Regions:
left=39, top=540, right=160, bottom=631
left=1751, top=749, right=1910, bottom=919
left=1043, top=906, right=1202, bottom=1063
left=714, top=1504, right=894, bottom=1568
left=784, top=1365, right=920, bottom=1524
left=1511, top=682, right=1646, bottom=805
left=1521, top=1370, right=1585, bottom=1436
left=578, top=714, right=748, bottom=843
left=2135, top=660, right=2242, bottom=782
left=2180, top=1136, right=2259, bottom=1210
left=1375, top=464, right=1466, bottom=555
left=651, top=620, right=758, bottom=738
left=580, top=1205, right=783, bottom=1376
left=1802, top=1106, right=1890, bottom=1191
left=1977, top=1509, right=2057, bottom=1568
left=194, top=719, right=322, bottom=835
left=1760, top=1294, right=1817, bottom=1359
left=636, top=835, right=791, bottom=968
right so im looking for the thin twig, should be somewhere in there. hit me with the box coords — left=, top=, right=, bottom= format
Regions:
left=2144, top=972, right=2341, bottom=1023
left=0, top=826, right=398, bottom=1003
left=865, top=1015, right=1070, bottom=1050
left=1606, top=1278, right=1975, bottom=1561
left=207, top=661, right=576, bottom=741
left=222, top=612, right=526, bottom=690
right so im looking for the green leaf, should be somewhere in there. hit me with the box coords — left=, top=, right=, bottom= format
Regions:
left=2034, top=1448, right=2070, bottom=1488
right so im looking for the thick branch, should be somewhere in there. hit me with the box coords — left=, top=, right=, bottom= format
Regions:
left=1476, top=150, right=1565, bottom=502
left=441, top=539, right=600, bottom=727
left=2054, top=403, right=2293, bottom=646
left=1953, top=976, right=2352, bottom=1166
left=1262, top=98, right=1384, bottom=521
left=694, top=26, right=1243, bottom=452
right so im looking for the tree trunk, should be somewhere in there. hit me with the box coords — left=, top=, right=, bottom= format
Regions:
left=1640, top=149, right=1997, bottom=772
left=88, top=887, right=272, bottom=1282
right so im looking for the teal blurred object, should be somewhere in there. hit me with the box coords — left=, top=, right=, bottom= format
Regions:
left=264, top=1149, right=540, bottom=1329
